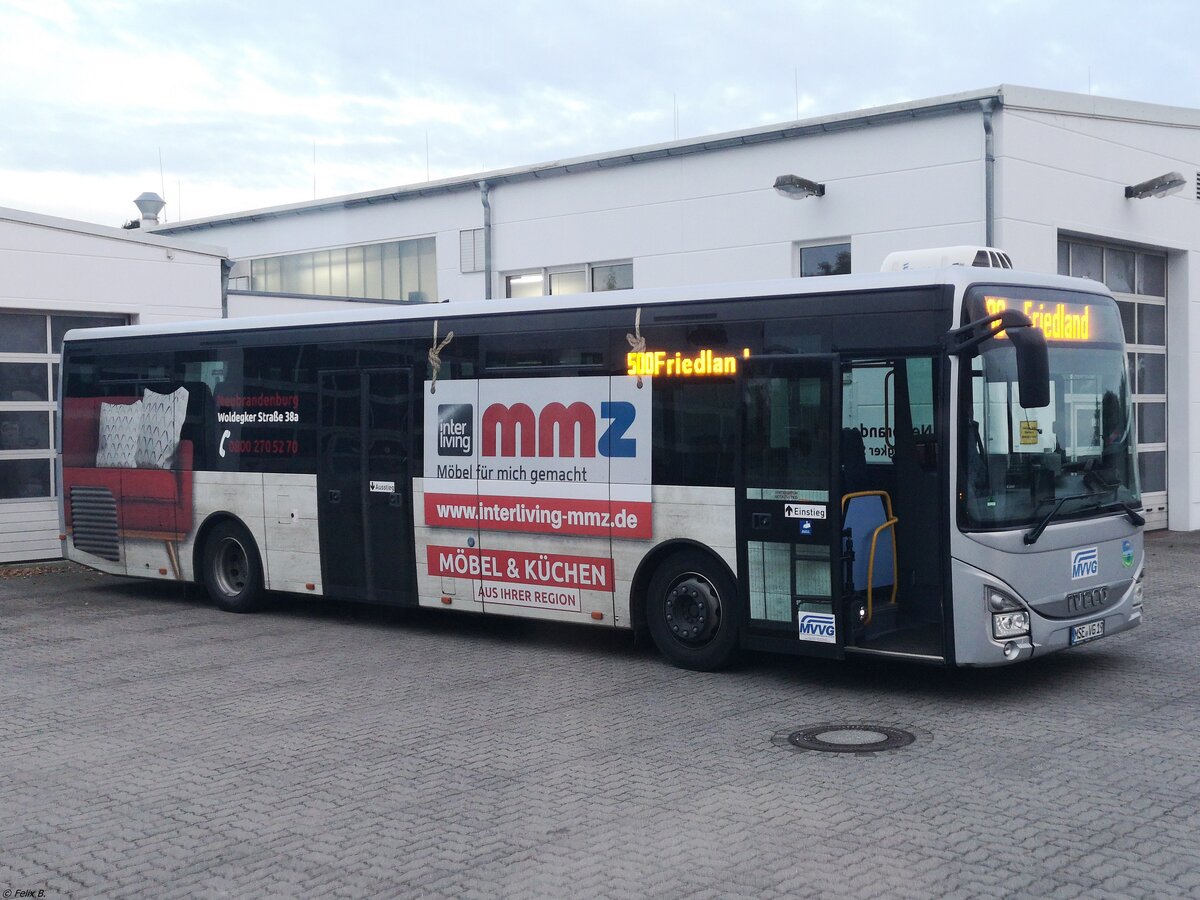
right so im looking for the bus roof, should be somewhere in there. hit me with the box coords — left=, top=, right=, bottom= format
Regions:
left=62, top=267, right=1105, bottom=345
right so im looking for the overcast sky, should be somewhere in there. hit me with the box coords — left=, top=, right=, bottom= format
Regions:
left=2, top=0, right=1198, bottom=228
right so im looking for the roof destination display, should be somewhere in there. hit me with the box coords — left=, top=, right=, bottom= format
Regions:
left=982, top=295, right=1114, bottom=343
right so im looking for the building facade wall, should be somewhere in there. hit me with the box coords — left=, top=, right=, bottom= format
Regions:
left=487, top=112, right=987, bottom=287
left=216, top=192, right=480, bottom=304
left=218, top=112, right=989, bottom=301
left=992, top=105, right=1200, bottom=530
left=1, top=216, right=225, bottom=324
left=1170, top=249, right=1200, bottom=531
left=1, top=210, right=226, bottom=562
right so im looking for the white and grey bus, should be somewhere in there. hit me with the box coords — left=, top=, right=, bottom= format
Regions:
left=58, top=263, right=1143, bottom=669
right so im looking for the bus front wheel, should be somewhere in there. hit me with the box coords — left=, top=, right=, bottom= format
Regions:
left=645, top=550, right=739, bottom=671
left=201, top=520, right=264, bottom=614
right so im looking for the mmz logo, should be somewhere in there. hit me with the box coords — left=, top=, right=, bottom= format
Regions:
left=1070, top=547, right=1099, bottom=580
left=438, top=404, right=473, bottom=456
left=798, top=612, right=836, bottom=643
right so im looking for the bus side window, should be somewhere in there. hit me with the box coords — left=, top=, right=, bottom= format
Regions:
left=843, top=356, right=938, bottom=483
left=652, top=380, right=736, bottom=487
left=966, top=419, right=989, bottom=491
left=841, top=427, right=868, bottom=494
left=178, top=381, right=215, bottom=471
left=842, top=363, right=894, bottom=468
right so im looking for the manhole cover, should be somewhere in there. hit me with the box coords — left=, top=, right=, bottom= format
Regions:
left=783, top=723, right=916, bottom=754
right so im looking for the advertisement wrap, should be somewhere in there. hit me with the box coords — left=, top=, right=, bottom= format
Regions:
left=215, top=391, right=303, bottom=458
left=422, top=376, right=652, bottom=540
left=419, top=376, right=652, bottom=615
left=427, top=545, right=614, bottom=612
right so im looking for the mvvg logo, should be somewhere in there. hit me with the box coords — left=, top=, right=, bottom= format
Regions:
left=438, top=404, right=473, bottom=456
left=798, top=612, right=836, bottom=644
left=1070, top=547, right=1099, bottom=581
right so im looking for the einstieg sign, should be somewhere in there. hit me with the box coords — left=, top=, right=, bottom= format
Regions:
left=421, top=376, right=652, bottom=539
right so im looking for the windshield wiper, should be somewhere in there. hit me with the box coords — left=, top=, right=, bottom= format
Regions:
left=1023, top=489, right=1143, bottom=544
left=1118, top=502, right=1145, bottom=527
left=1023, top=491, right=1109, bottom=546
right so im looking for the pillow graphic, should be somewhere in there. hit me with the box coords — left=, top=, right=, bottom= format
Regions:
left=135, top=387, right=189, bottom=469
left=96, top=401, right=143, bottom=468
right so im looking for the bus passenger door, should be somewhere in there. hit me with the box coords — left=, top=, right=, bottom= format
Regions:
left=737, top=355, right=843, bottom=657
left=318, top=368, right=415, bottom=605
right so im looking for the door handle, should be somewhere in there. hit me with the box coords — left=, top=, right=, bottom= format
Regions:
left=752, top=512, right=772, bottom=529
left=328, top=489, right=341, bottom=503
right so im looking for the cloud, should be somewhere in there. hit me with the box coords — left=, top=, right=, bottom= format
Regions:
left=2, top=0, right=1199, bottom=224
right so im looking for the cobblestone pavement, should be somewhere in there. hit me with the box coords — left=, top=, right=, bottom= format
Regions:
left=2, top=531, right=1198, bottom=899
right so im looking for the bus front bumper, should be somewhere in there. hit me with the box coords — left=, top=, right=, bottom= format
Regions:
left=952, top=559, right=1144, bottom=667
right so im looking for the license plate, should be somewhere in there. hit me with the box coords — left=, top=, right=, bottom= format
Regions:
left=1070, top=619, right=1105, bottom=646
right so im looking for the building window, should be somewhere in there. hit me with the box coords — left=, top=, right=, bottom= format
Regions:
left=506, top=273, right=545, bottom=299
left=549, top=270, right=587, bottom=295
left=460, top=229, right=485, bottom=274
left=794, top=242, right=851, bottom=277
left=250, top=236, right=437, bottom=303
left=504, top=261, right=632, bottom=299
left=1059, top=236, right=1168, bottom=526
left=0, top=311, right=126, bottom=501
left=592, top=263, right=633, bottom=292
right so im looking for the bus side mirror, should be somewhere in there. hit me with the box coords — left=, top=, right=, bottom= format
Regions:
left=1008, top=325, right=1050, bottom=409
left=944, top=309, right=1050, bottom=409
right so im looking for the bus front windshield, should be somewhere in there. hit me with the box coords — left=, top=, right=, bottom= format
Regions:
left=960, top=289, right=1140, bottom=530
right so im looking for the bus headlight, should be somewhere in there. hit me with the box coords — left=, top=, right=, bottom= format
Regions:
left=993, top=611, right=1031, bottom=639
left=987, top=587, right=1029, bottom=639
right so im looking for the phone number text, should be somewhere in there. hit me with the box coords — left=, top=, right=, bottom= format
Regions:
left=225, top=439, right=300, bottom=455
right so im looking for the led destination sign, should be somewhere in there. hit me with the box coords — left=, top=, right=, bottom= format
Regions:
left=984, top=296, right=1092, bottom=342
left=627, top=348, right=750, bottom=378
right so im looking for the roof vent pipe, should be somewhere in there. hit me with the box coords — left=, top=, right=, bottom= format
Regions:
left=134, top=192, right=166, bottom=227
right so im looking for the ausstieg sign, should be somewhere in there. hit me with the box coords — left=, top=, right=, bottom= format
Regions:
left=421, top=376, right=652, bottom=538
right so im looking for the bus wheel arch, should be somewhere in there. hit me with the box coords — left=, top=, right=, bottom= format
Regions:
left=632, top=541, right=740, bottom=670
left=193, top=513, right=265, bottom=613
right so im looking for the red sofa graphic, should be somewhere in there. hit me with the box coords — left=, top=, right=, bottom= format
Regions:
left=62, top=395, right=194, bottom=571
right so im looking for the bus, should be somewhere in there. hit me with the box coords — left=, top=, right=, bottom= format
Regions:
left=57, top=263, right=1144, bottom=669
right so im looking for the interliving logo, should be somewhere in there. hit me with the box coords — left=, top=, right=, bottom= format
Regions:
left=798, top=612, right=836, bottom=643
left=1070, top=547, right=1099, bottom=580
left=438, top=404, right=473, bottom=456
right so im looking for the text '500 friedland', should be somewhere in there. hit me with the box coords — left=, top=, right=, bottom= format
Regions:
left=626, top=348, right=749, bottom=377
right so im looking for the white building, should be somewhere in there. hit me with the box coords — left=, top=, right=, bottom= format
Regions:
left=152, top=85, right=1200, bottom=531
left=0, top=207, right=227, bottom=562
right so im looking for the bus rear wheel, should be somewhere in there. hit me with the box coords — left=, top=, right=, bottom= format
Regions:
left=645, top=550, right=739, bottom=671
left=201, top=520, right=264, bottom=614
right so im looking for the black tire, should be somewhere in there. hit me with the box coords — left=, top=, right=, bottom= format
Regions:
left=201, top=520, right=264, bottom=613
left=645, top=549, right=740, bottom=671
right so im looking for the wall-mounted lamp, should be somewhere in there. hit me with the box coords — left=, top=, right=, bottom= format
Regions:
left=773, top=174, right=826, bottom=199
left=1124, top=171, right=1186, bottom=199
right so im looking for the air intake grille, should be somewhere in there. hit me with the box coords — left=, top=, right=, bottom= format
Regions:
left=70, top=485, right=120, bottom=562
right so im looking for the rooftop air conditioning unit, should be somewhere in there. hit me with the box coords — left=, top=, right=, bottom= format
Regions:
left=880, top=246, right=1013, bottom=272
